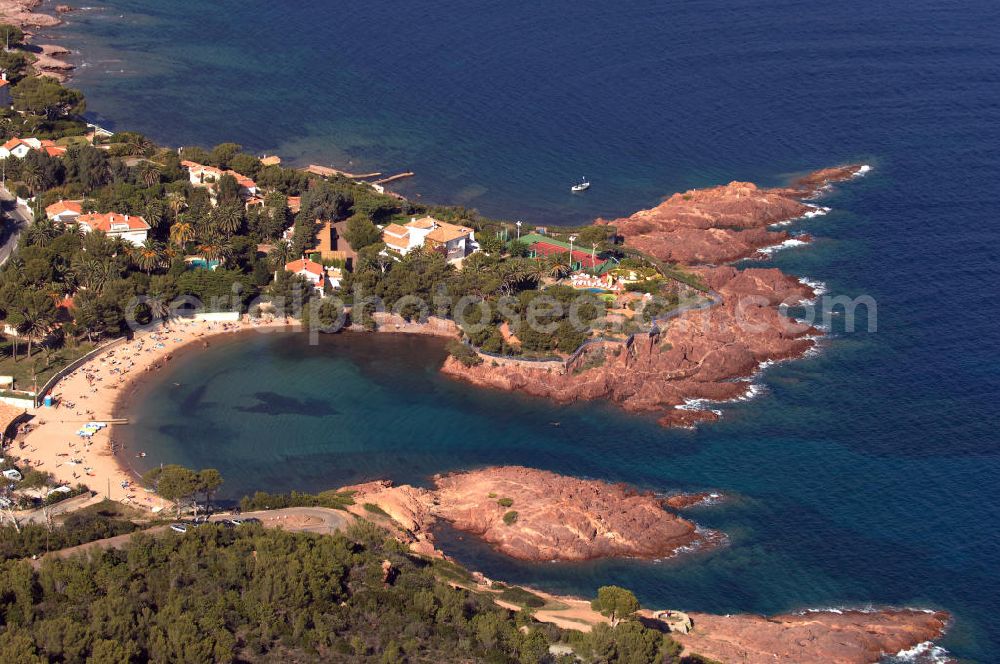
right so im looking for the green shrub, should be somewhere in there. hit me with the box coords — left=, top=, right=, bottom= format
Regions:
left=498, top=586, right=545, bottom=608
left=363, top=502, right=389, bottom=517
left=446, top=339, right=483, bottom=367
left=497, top=497, right=514, bottom=508
left=502, top=510, right=518, bottom=525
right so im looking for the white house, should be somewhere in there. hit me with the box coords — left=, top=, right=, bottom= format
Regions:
left=0, top=137, right=65, bottom=160
left=284, top=257, right=327, bottom=296
left=76, top=212, right=151, bottom=246
left=182, top=160, right=257, bottom=198
left=0, top=138, right=33, bottom=160
left=381, top=216, right=477, bottom=262
left=45, top=199, right=83, bottom=224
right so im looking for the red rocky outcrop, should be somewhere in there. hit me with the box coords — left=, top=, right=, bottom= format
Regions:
left=673, top=609, right=950, bottom=664
left=431, top=466, right=712, bottom=561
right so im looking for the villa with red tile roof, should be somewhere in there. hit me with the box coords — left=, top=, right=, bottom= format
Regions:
left=0, top=138, right=34, bottom=160
left=182, top=160, right=257, bottom=198
left=76, top=212, right=151, bottom=246
left=0, top=137, right=67, bottom=160
left=45, top=200, right=84, bottom=224
left=381, top=216, right=477, bottom=262
left=283, top=257, right=333, bottom=296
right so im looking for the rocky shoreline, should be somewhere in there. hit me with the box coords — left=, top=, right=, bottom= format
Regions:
left=671, top=608, right=951, bottom=664
left=442, top=165, right=868, bottom=428
left=338, top=465, right=950, bottom=662
left=0, top=0, right=77, bottom=81
left=340, top=466, right=720, bottom=562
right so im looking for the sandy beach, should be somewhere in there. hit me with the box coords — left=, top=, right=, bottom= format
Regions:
left=15, top=316, right=293, bottom=511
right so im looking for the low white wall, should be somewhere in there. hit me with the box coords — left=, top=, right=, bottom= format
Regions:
left=0, top=396, right=35, bottom=409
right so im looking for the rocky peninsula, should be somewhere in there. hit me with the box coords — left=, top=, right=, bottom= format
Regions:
left=341, top=466, right=717, bottom=562
left=600, top=164, right=865, bottom=265
left=339, top=466, right=950, bottom=662
left=443, top=165, right=867, bottom=427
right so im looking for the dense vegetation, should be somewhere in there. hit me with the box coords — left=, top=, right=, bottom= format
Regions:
left=239, top=489, right=356, bottom=512
left=0, top=522, right=705, bottom=663
left=0, top=500, right=138, bottom=561
left=0, top=68, right=700, bottom=372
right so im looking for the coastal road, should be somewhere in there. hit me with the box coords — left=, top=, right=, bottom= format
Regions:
left=31, top=507, right=356, bottom=567
left=0, top=183, right=31, bottom=265
left=14, top=492, right=107, bottom=525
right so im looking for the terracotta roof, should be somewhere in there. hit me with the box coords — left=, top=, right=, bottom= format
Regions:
left=384, top=234, right=408, bottom=250
left=2, top=138, right=25, bottom=151
left=43, top=146, right=67, bottom=157
left=426, top=222, right=473, bottom=244
left=285, top=258, right=324, bottom=278
left=407, top=216, right=438, bottom=230
left=46, top=200, right=83, bottom=217
left=0, top=79, right=8, bottom=88
left=382, top=223, right=408, bottom=237
left=287, top=196, right=302, bottom=214
left=183, top=161, right=225, bottom=179
left=227, top=171, right=256, bottom=189
left=77, top=212, right=151, bottom=233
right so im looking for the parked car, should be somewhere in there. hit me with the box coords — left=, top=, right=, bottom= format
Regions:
left=227, top=518, right=245, bottom=527
left=169, top=523, right=188, bottom=534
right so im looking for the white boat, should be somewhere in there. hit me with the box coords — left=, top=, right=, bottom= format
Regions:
left=571, top=178, right=590, bottom=192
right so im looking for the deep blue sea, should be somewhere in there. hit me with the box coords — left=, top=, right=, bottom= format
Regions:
left=44, top=0, right=1000, bottom=660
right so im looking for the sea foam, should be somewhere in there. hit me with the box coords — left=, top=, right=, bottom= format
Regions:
left=885, top=641, right=950, bottom=664
left=756, top=237, right=809, bottom=258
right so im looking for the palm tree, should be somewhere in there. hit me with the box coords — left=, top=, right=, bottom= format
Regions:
left=524, top=258, right=548, bottom=285
left=23, top=219, right=59, bottom=247
left=547, top=252, right=572, bottom=280
left=137, top=161, right=161, bottom=187
left=213, top=203, right=243, bottom=236
left=144, top=199, right=166, bottom=229
left=17, top=299, right=55, bottom=362
left=169, top=220, right=195, bottom=250
left=75, top=257, right=117, bottom=294
left=132, top=239, right=165, bottom=274
left=197, top=234, right=229, bottom=263
left=147, top=294, right=171, bottom=323
left=267, top=242, right=293, bottom=270
left=497, top=261, right=527, bottom=296
left=166, top=191, right=186, bottom=222
left=20, top=161, right=43, bottom=216
left=122, top=134, right=154, bottom=157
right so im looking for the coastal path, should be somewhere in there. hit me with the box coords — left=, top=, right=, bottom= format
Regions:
left=30, top=506, right=356, bottom=568
left=14, top=491, right=107, bottom=525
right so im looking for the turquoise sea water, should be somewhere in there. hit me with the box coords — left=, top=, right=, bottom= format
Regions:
left=44, top=0, right=1000, bottom=660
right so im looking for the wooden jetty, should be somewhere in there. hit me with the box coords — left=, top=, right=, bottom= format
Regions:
left=305, top=164, right=382, bottom=179
left=373, top=171, right=415, bottom=185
